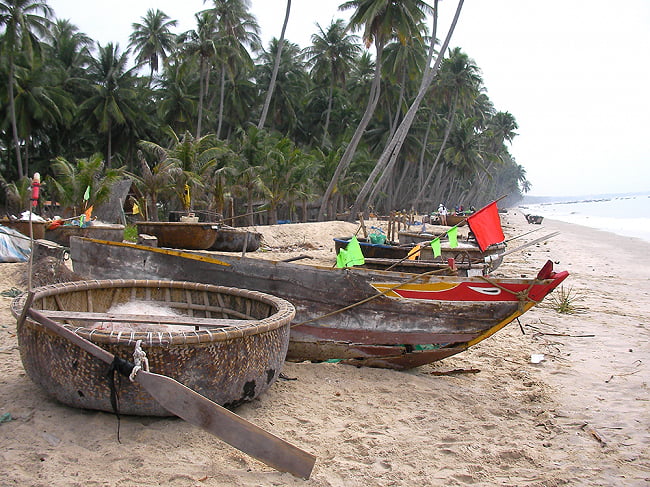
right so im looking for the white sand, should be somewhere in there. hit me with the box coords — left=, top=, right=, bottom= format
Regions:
left=0, top=210, right=648, bottom=486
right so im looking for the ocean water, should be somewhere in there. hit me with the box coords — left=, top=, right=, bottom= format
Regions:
left=518, top=193, right=650, bottom=243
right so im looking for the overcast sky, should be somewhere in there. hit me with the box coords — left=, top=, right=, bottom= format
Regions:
left=46, top=0, right=650, bottom=197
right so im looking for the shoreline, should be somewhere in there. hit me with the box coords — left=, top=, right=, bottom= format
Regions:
left=0, top=211, right=648, bottom=486
left=515, top=194, right=650, bottom=244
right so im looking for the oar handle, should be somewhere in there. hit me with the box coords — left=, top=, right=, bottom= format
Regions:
left=27, top=307, right=114, bottom=364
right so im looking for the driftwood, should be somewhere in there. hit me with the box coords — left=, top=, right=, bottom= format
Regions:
left=427, top=368, right=480, bottom=376
left=581, top=423, right=608, bottom=446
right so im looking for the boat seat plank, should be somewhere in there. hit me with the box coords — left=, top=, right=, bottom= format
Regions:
left=37, top=310, right=254, bottom=328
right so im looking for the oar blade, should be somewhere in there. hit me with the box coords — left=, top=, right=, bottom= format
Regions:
left=135, top=370, right=316, bottom=479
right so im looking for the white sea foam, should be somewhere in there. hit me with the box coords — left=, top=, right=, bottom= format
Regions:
left=520, top=193, right=650, bottom=243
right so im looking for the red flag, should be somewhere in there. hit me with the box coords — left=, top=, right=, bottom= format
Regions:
left=467, top=201, right=505, bottom=251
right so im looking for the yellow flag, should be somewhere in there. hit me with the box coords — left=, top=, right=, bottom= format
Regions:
left=133, top=202, right=140, bottom=215
left=407, top=243, right=422, bottom=260
left=182, top=184, right=191, bottom=209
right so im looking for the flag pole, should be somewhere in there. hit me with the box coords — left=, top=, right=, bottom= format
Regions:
left=27, top=173, right=41, bottom=291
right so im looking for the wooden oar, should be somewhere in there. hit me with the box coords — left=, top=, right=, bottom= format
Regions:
left=24, top=303, right=316, bottom=479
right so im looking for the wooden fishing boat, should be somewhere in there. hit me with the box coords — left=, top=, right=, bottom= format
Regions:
left=525, top=214, right=544, bottom=224
left=70, top=238, right=569, bottom=370
left=358, top=257, right=491, bottom=276
left=209, top=226, right=262, bottom=252
left=45, top=223, right=124, bottom=246
left=12, top=279, right=295, bottom=416
left=334, top=236, right=505, bottom=273
left=136, top=221, right=219, bottom=250
left=433, top=214, right=469, bottom=226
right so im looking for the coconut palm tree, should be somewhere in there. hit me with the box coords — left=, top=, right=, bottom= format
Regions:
left=254, top=38, right=308, bottom=136
left=304, top=19, right=360, bottom=147
left=1, top=174, right=31, bottom=214
left=44, top=18, right=93, bottom=79
left=138, top=130, right=222, bottom=214
left=177, top=11, right=218, bottom=137
left=257, top=137, right=316, bottom=224
left=203, top=0, right=260, bottom=138
left=11, top=56, right=76, bottom=175
left=351, top=1, right=468, bottom=217
left=317, top=0, right=432, bottom=221
left=47, top=153, right=124, bottom=217
left=229, top=125, right=268, bottom=224
left=413, top=44, right=482, bottom=207
left=0, top=0, right=52, bottom=179
left=79, top=42, right=140, bottom=167
left=156, top=59, right=197, bottom=135
left=128, top=149, right=179, bottom=221
left=129, top=9, right=178, bottom=85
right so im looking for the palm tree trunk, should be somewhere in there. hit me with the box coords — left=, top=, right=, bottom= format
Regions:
left=107, top=125, right=113, bottom=168
left=413, top=96, right=458, bottom=206
left=217, top=66, right=226, bottom=139
left=393, top=159, right=417, bottom=209
left=8, top=62, right=24, bottom=179
left=247, top=188, right=254, bottom=226
left=390, top=66, right=407, bottom=137
left=24, top=143, right=30, bottom=180
left=321, top=83, right=334, bottom=147
left=418, top=108, right=436, bottom=191
left=258, top=0, right=291, bottom=130
left=197, top=58, right=206, bottom=137
left=317, top=42, right=385, bottom=221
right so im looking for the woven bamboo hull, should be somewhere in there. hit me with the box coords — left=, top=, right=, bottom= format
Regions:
left=12, top=280, right=295, bottom=416
left=209, top=228, right=262, bottom=252
left=136, top=222, right=218, bottom=250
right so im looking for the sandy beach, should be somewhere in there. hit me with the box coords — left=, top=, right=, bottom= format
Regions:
left=1, top=210, right=648, bottom=486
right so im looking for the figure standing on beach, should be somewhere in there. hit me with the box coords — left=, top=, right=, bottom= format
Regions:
left=438, top=203, right=448, bottom=225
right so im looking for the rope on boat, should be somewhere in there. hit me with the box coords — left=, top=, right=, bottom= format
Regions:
left=105, top=354, right=136, bottom=443
left=129, top=340, right=149, bottom=382
left=478, top=274, right=541, bottom=312
left=291, top=266, right=453, bottom=328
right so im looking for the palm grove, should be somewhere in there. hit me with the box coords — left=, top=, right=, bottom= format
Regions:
left=0, top=0, right=529, bottom=225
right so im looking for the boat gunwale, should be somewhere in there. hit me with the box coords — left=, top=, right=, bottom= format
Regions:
left=76, top=237, right=559, bottom=287
left=12, top=278, right=295, bottom=346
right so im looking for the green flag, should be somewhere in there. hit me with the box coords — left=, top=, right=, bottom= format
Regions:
left=430, top=237, right=441, bottom=258
left=346, top=236, right=365, bottom=266
left=336, top=236, right=365, bottom=267
left=447, top=226, right=458, bottom=248
left=336, top=248, right=348, bottom=268
left=83, top=185, right=91, bottom=201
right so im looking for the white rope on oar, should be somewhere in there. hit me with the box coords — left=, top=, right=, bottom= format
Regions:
left=129, top=339, right=149, bottom=381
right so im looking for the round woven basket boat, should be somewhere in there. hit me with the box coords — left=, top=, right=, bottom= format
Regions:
left=12, top=279, right=295, bottom=416
left=135, top=221, right=218, bottom=249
